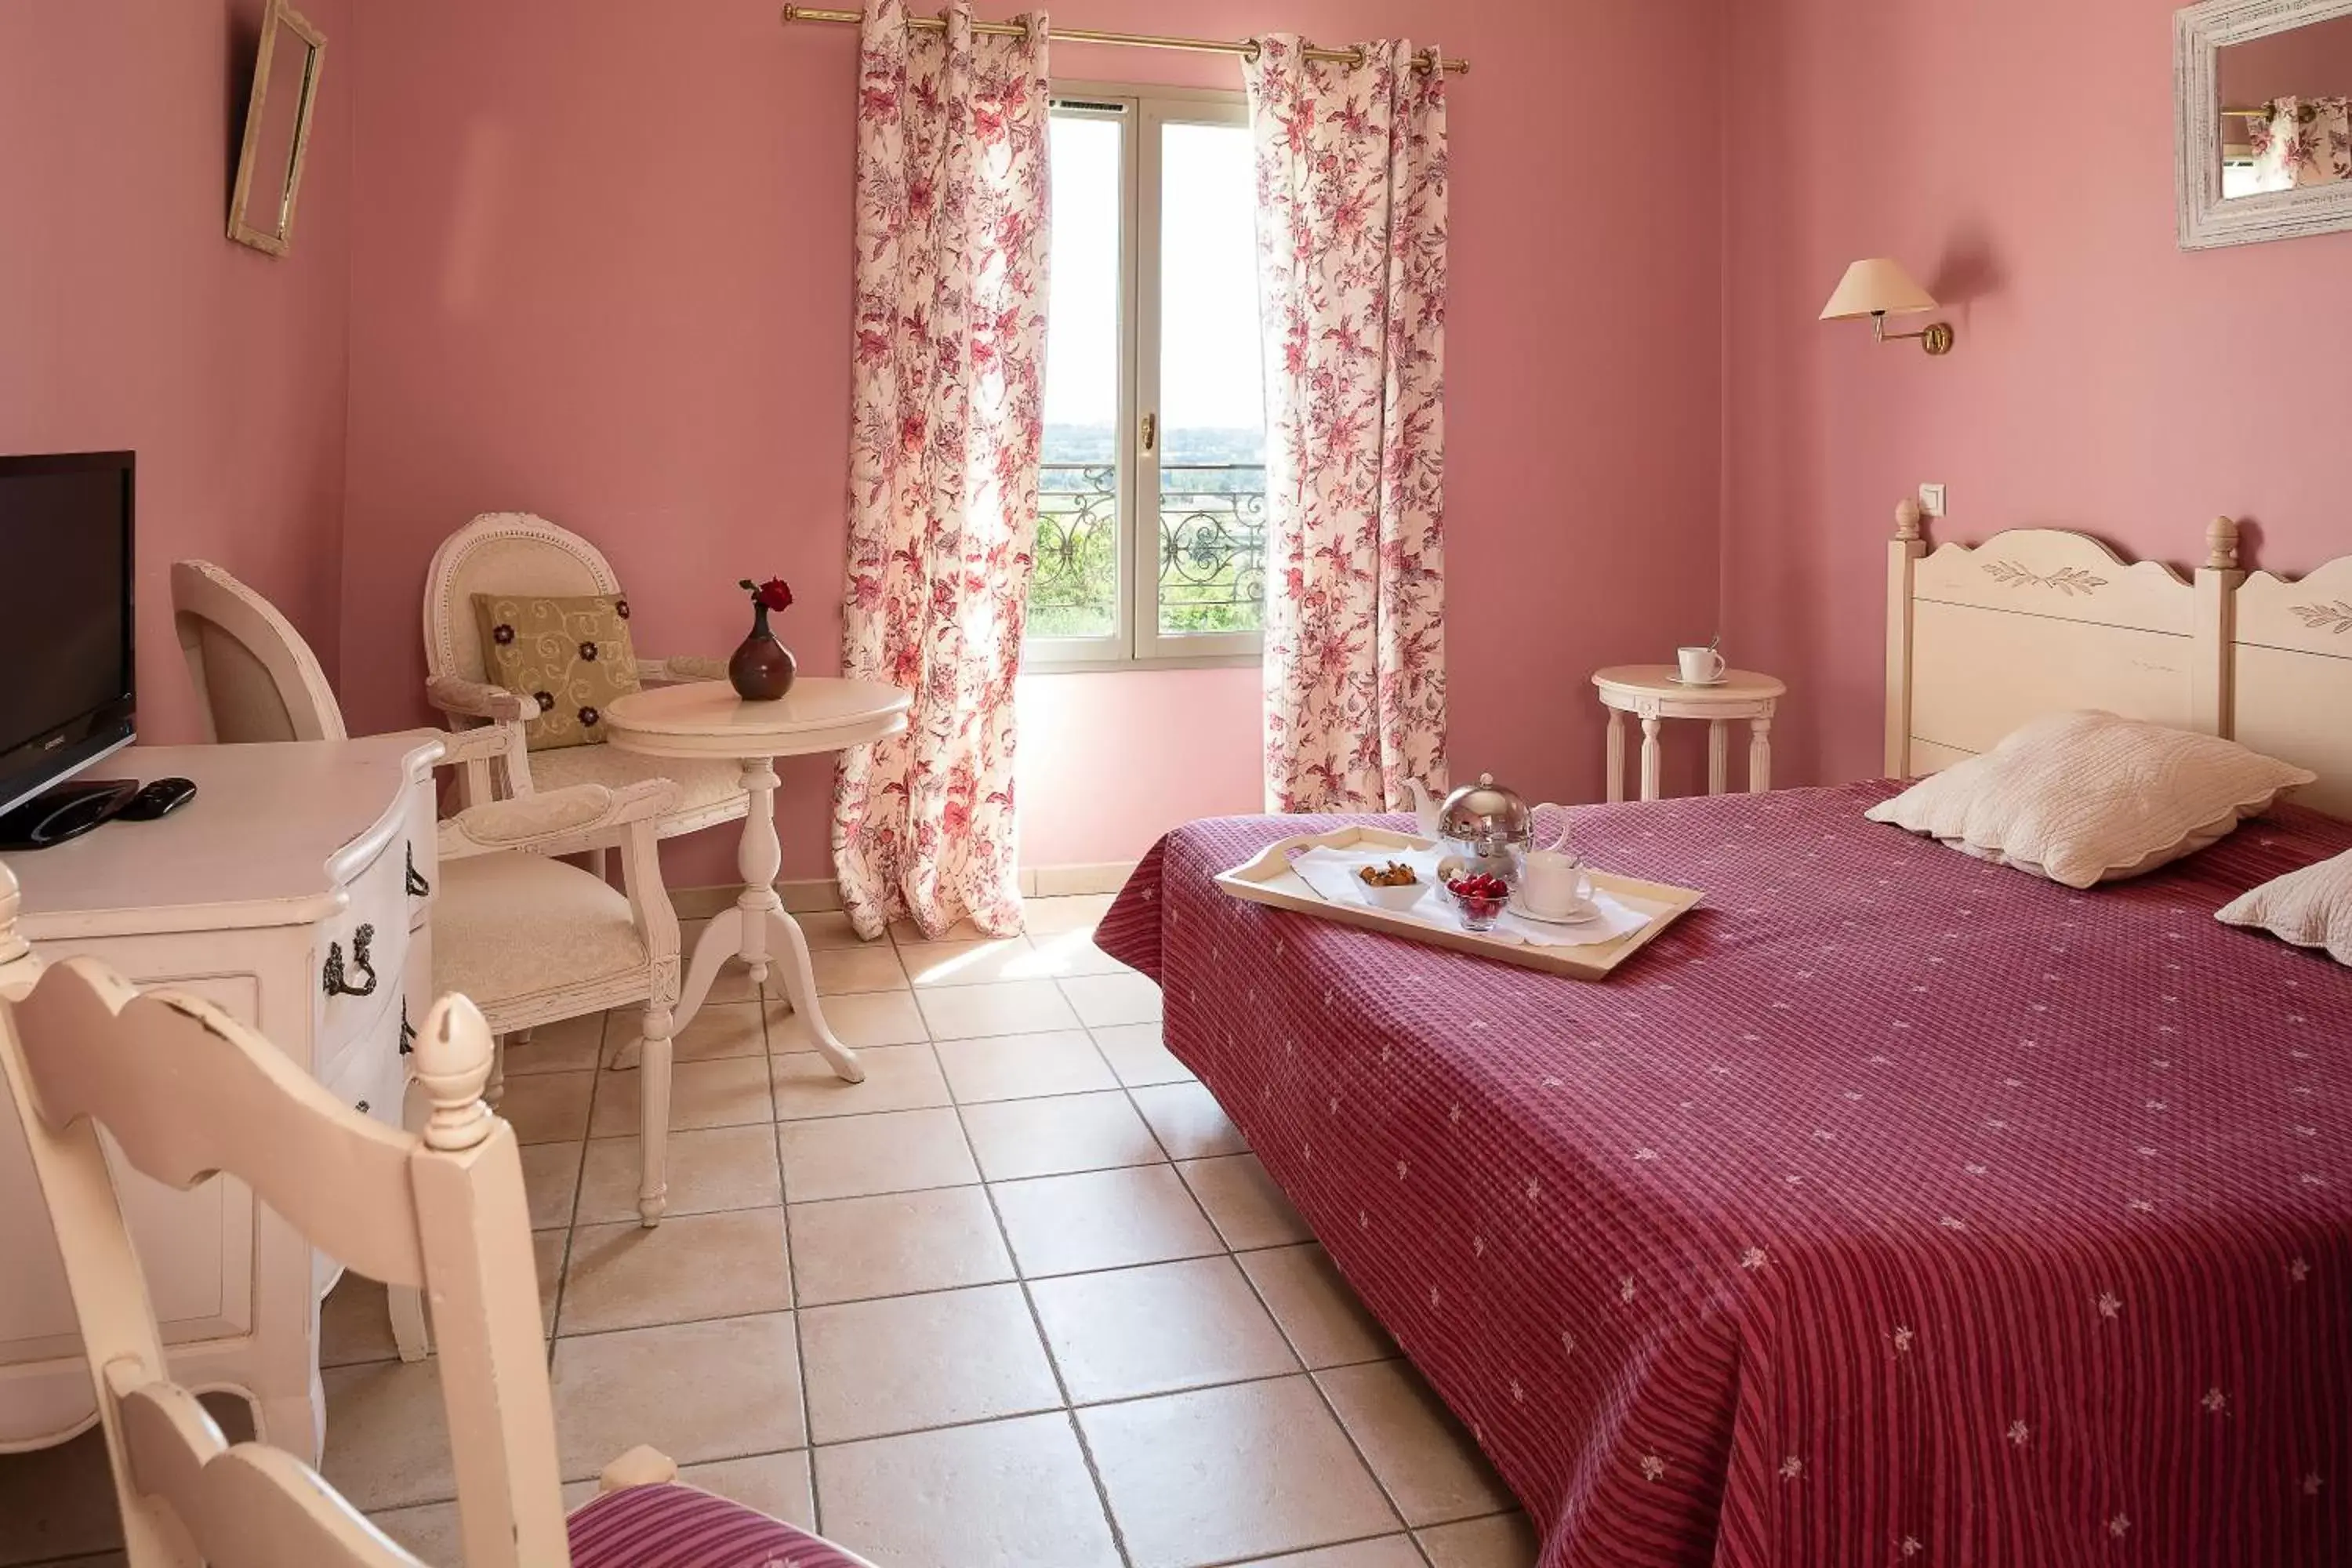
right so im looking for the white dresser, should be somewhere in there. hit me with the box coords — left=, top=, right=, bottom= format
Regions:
left=0, top=736, right=438, bottom=1461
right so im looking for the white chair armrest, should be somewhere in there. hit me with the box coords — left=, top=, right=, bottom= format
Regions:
left=423, top=725, right=517, bottom=770
left=419, top=688, right=537, bottom=800
left=438, top=779, right=680, bottom=859
left=637, top=655, right=729, bottom=684
left=427, top=675, right=542, bottom=724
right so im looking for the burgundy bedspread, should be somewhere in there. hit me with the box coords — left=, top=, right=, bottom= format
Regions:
left=1094, top=783, right=2352, bottom=1567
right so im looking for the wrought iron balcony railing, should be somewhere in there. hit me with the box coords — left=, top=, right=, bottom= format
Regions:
left=1030, top=462, right=1267, bottom=640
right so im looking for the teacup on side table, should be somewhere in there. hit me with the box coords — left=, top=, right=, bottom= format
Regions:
left=601, top=678, right=912, bottom=1083
left=1591, top=664, right=1786, bottom=803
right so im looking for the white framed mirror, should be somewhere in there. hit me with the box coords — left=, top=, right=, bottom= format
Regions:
left=227, top=0, right=327, bottom=257
left=2176, top=0, right=2352, bottom=249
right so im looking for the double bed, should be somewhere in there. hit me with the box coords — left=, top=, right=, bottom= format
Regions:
left=1094, top=510, right=2352, bottom=1566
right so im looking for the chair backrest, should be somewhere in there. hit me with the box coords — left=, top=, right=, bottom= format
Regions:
left=423, top=514, right=623, bottom=691
left=171, top=561, right=348, bottom=743
left=0, top=864, right=571, bottom=1568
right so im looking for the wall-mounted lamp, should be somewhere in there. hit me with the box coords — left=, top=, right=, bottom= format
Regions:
left=1820, top=258, right=1955, bottom=355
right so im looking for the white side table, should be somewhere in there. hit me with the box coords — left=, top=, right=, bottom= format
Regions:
left=1591, top=665, right=1786, bottom=803
left=602, top=678, right=910, bottom=1083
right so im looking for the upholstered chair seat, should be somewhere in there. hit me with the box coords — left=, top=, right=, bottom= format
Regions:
left=523, top=743, right=748, bottom=825
left=436, top=852, right=651, bottom=1003
left=565, top=1483, right=874, bottom=1568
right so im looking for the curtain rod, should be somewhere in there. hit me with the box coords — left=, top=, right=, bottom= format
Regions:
left=779, top=5, right=1470, bottom=75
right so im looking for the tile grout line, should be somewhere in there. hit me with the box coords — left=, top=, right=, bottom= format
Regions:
left=761, top=985, right=826, bottom=1541
left=366, top=1390, right=1552, bottom=1523
left=1190, top=1065, right=1438, bottom=1566
left=1229, top=1258, right=1446, bottom=1568
left=536, top=1014, right=609, bottom=1360
left=331, top=1243, right=1410, bottom=1370
left=919, top=946, right=1159, bottom=1568
left=561, top=1076, right=1225, bottom=1139
left=1054, top=971, right=1446, bottom=1565
left=1061, top=1406, right=1142, bottom=1568
left=966, top=1109, right=1140, bottom=1568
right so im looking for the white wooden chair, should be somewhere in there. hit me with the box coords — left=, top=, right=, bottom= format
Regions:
left=172, top=557, right=531, bottom=814
left=420, top=513, right=750, bottom=840
left=0, top=929, right=876, bottom=1568
left=172, top=561, right=682, bottom=1230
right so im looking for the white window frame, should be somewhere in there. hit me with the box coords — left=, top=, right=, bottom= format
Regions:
left=1027, top=82, right=1264, bottom=672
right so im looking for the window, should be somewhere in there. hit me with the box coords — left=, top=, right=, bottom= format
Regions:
left=1029, top=87, right=1267, bottom=668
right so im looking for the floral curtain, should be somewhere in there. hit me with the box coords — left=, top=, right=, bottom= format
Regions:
left=833, top=0, right=1050, bottom=939
left=1244, top=37, right=1450, bottom=815
left=2249, top=96, right=2352, bottom=191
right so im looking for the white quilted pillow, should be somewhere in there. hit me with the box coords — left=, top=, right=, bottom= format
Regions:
left=1865, top=710, right=2317, bottom=889
left=2218, top=850, right=2352, bottom=965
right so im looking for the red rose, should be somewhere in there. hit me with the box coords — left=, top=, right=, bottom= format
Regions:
left=738, top=577, right=795, bottom=612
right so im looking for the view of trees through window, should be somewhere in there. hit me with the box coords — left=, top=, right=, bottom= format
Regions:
left=1031, top=98, right=1268, bottom=660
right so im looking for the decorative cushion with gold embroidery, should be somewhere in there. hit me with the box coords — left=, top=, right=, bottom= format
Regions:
left=473, top=592, right=641, bottom=751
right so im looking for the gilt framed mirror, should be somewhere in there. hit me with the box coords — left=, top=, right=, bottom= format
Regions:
left=227, top=0, right=327, bottom=256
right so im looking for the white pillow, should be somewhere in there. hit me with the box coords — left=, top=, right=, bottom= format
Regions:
left=2218, top=850, right=2352, bottom=966
left=1865, top=710, right=2317, bottom=889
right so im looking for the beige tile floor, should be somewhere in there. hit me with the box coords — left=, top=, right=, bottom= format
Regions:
left=0, top=897, right=1537, bottom=1568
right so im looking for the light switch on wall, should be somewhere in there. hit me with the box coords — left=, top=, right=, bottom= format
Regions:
left=1918, top=483, right=1947, bottom=518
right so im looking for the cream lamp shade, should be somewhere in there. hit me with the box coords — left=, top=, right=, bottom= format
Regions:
left=1819, top=258, right=1955, bottom=354
left=1819, top=258, right=1940, bottom=319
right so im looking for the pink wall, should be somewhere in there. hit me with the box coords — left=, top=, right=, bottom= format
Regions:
left=0, top=0, right=354, bottom=744
left=26, top=0, right=2326, bottom=865
left=342, top=0, right=1727, bottom=880
left=1722, top=0, right=2352, bottom=789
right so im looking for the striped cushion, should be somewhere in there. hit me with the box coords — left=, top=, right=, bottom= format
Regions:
left=567, top=1483, right=871, bottom=1568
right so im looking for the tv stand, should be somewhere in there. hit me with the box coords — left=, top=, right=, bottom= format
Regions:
left=0, top=777, right=138, bottom=851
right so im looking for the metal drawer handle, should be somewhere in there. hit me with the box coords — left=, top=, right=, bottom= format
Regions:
left=399, top=1000, right=416, bottom=1056
left=322, top=924, right=379, bottom=1000
left=406, top=844, right=431, bottom=898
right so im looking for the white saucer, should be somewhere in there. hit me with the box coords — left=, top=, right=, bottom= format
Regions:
left=1508, top=894, right=1602, bottom=926
left=1668, top=675, right=1728, bottom=688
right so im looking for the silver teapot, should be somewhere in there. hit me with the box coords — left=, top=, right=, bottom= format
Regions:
left=1410, top=775, right=1537, bottom=871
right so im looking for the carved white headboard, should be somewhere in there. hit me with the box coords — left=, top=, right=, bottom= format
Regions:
left=2230, top=557, right=2352, bottom=818
left=1885, top=503, right=2348, bottom=819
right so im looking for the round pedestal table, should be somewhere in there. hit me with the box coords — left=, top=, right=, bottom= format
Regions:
left=601, top=678, right=910, bottom=1084
left=1590, top=665, right=1786, bottom=802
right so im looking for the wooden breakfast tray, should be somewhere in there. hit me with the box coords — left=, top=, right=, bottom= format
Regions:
left=1214, top=826, right=1703, bottom=981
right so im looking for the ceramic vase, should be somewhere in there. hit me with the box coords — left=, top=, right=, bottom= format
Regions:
left=728, top=602, right=797, bottom=701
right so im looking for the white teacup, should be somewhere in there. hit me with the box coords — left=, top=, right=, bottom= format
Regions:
left=1516, top=848, right=1596, bottom=920
left=1677, top=645, right=1726, bottom=684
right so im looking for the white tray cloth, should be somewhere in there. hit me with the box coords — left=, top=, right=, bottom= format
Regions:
left=1290, top=844, right=1655, bottom=949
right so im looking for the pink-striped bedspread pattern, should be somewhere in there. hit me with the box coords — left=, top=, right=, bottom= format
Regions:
left=1093, top=784, right=2352, bottom=1566
left=566, top=1482, right=871, bottom=1567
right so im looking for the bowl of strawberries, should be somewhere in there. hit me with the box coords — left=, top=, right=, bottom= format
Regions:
left=1439, top=864, right=1512, bottom=933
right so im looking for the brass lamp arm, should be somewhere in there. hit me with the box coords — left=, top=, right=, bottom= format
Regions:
left=1871, top=312, right=1955, bottom=356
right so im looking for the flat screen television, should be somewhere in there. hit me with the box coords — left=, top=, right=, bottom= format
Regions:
left=0, top=452, right=136, bottom=818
